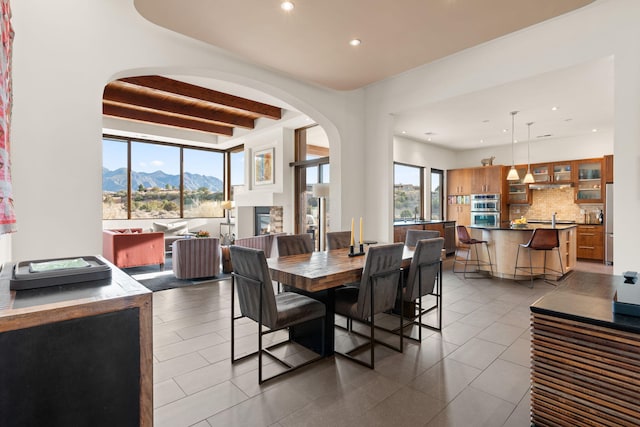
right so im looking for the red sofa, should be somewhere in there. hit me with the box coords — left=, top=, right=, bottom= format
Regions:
left=102, top=228, right=165, bottom=270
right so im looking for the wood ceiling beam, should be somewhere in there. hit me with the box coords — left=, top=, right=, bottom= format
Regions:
left=103, top=83, right=255, bottom=129
left=120, top=76, right=282, bottom=120
left=103, top=103, right=234, bottom=136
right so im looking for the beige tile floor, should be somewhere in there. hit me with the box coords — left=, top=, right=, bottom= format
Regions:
left=151, top=259, right=612, bottom=427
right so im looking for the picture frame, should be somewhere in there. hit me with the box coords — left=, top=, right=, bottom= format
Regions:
left=254, top=147, right=274, bottom=186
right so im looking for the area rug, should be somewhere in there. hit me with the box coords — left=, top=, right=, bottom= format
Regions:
left=122, top=257, right=230, bottom=292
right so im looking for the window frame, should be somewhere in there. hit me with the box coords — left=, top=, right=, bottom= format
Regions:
left=430, top=168, right=444, bottom=220
left=102, top=134, right=230, bottom=220
left=393, top=162, right=425, bottom=221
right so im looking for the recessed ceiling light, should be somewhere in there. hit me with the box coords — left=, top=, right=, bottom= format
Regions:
left=502, top=128, right=508, bottom=133
left=480, top=139, right=484, bottom=143
left=349, top=39, right=361, bottom=47
left=592, top=128, right=598, bottom=132
left=551, top=106, right=558, bottom=111
left=401, top=131, right=406, bottom=134
left=281, top=1, right=294, bottom=11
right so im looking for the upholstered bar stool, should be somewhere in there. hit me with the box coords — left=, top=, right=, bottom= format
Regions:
left=453, top=225, right=493, bottom=278
left=514, top=228, right=564, bottom=287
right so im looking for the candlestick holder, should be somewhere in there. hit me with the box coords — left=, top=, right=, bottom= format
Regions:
left=348, top=244, right=365, bottom=257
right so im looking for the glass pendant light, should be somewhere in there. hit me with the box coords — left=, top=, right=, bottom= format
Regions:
left=523, top=122, right=535, bottom=184
left=506, top=111, right=520, bottom=181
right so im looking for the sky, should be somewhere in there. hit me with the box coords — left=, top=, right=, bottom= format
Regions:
left=102, top=138, right=236, bottom=180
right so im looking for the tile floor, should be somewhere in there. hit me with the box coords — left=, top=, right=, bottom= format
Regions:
left=151, top=259, right=612, bottom=427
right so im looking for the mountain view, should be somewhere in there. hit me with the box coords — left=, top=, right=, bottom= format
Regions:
left=102, top=167, right=223, bottom=192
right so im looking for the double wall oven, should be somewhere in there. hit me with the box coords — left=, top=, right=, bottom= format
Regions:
left=470, top=194, right=500, bottom=227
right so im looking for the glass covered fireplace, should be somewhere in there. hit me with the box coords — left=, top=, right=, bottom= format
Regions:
left=254, top=206, right=283, bottom=235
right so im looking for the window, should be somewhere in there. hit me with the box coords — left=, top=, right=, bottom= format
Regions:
left=183, top=148, right=224, bottom=218
left=394, top=163, right=423, bottom=221
left=430, top=169, right=444, bottom=220
left=102, top=136, right=227, bottom=219
left=102, top=138, right=129, bottom=220
left=229, top=148, right=244, bottom=200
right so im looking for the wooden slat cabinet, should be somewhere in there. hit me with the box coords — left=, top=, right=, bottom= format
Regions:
left=576, top=224, right=604, bottom=261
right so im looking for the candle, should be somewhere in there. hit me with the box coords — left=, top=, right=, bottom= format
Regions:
left=359, top=217, right=363, bottom=244
left=350, top=218, right=355, bottom=246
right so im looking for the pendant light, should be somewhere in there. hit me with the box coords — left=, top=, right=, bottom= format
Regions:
left=506, top=111, right=520, bottom=181
left=523, top=122, right=535, bottom=184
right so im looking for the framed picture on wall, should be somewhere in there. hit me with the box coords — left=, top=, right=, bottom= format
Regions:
left=254, top=147, right=274, bottom=186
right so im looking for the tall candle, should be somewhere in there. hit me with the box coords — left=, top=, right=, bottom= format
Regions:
left=359, top=217, right=363, bottom=244
left=350, top=218, right=355, bottom=246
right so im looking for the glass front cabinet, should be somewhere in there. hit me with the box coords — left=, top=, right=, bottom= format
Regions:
left=507, top=165, right=530, bottom=204
left=575, top=158, right=603, bottom=203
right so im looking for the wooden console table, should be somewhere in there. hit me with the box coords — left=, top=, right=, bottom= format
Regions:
left=0, top=257, right=152, bottom=427
left=530, top=271, right=640, bottom=426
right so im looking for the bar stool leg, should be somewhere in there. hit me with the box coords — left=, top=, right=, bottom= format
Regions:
left=528, top=247, right=534, bottom=288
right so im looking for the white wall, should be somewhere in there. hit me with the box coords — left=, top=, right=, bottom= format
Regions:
left=6, top=0, right=363, bottom=263
left=370, top=0, right=640, bottom=274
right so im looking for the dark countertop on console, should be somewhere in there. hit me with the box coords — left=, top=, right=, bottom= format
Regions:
left=531, top=271, right=640, bottom=334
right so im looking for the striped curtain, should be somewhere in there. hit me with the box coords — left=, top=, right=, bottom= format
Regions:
left=0, top=0, right=14, bottom=234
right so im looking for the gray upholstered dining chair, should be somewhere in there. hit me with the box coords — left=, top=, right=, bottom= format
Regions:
left=404, top=229, right=440, bottom=247
left=333, top=243, right=404, bottom=369
left=326, top=231, right=352, bottom=250
left=400, top=237, right=443, bottom=341
left=229, top=245, right=326, bottom=384
left=275, top=233, right=314, bottom=257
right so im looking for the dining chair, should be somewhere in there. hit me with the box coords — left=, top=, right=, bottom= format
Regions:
left=400, top=237, right=443, bottom=341
left=274, top=233, right=314, bottom=292
left=514, top=228, right=564, bottom=288
left=275, top=233, right=314, bottom=257
left=404, top=229, right=440, bottom=247
left=229, top=245, right=326, bottom=384
left=333, top=243, right=404, bottom=369
left=326, top=231, right=352, bottom=250
left=453, top=225, right=493, bottom=278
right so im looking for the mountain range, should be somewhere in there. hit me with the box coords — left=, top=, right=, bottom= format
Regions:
left=102, top=168, right=223, bottom=192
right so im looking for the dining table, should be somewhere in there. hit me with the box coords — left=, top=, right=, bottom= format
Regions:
left=267, top=245, right=415, bottom=356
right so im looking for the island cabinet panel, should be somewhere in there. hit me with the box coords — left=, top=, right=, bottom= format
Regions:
left=531, top=312, right=640, bottom=427
left=577, top=224, right=604, bottom=261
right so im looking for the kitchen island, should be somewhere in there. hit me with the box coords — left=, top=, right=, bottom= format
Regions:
left=530, top=271, right=640, bottom=425
left=468, top=224, right=577, bottom=280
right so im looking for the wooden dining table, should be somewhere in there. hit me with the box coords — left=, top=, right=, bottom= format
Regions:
left=267, top=245, right=415, bottom=356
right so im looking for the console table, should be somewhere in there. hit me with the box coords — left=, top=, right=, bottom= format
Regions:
left=530, top=271, right=640, bottom=426
left=0, top=257, right=152, bottom=427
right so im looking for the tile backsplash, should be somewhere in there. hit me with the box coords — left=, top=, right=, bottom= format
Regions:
left=508, top=187, right=603, bottom=224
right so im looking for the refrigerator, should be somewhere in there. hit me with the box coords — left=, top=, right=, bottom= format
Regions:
left=605, top=183, right=613, bottom=265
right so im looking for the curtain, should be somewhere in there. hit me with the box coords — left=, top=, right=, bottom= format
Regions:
left=0, top=0, right=14, bottom=234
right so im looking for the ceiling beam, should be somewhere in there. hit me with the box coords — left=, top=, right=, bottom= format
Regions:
left=103, top=103, right=234, bottom=136
left=103, top=82, right=255, bottom=129
left=120, top=76, right=282, bottom=120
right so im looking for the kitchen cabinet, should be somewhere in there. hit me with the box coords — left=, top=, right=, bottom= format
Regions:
left=447, top=203, right=470, bottom=227
left=470, top=165, right=503, bottom=194
left=530, top=161, right=573, bottom=183
left=575, top=158, right=603, bottom=203
left=576, top=224, right=604, bottom=261
left=507, top=165, right=531, bottom=204
left=447, top=168, right=471, bottom=195
left=393, top=223, right=423, bottom=243
left=604, top=154, right=613, bottom=183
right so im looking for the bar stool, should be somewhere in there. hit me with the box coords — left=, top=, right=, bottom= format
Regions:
left=513, top=228, right=564, bottom=287
left=453, top=225, right=493, bottom=278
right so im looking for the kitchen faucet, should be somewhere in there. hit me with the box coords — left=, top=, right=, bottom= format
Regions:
left=552, top=212, right=557, bottom=228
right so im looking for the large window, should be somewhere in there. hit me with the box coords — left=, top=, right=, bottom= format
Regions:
left=229, top=148, right=244, bottom=200
left=394, top=163, right=424, bottom=221
left=102, top=136, right=226, bottom=219
left=430, top=169, right=444, bottom=220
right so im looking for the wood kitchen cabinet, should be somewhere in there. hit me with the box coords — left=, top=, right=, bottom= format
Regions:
left=604, top=154, right=613, bottom=183
left=470, top=165, right=503, bottom=194
left=576, top=224, right=604, bottom=261
left=530, top=161, right=573, bottom=183
left=447, top=168, right=471, bottom=195
left=507, top=165, right=531, bottom=204
left=447, top=203, right=470, bottom=227
left=575, top=158, right=603, bottom=203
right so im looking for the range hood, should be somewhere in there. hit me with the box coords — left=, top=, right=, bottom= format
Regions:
left=528, top=183, right=574, bottom=190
